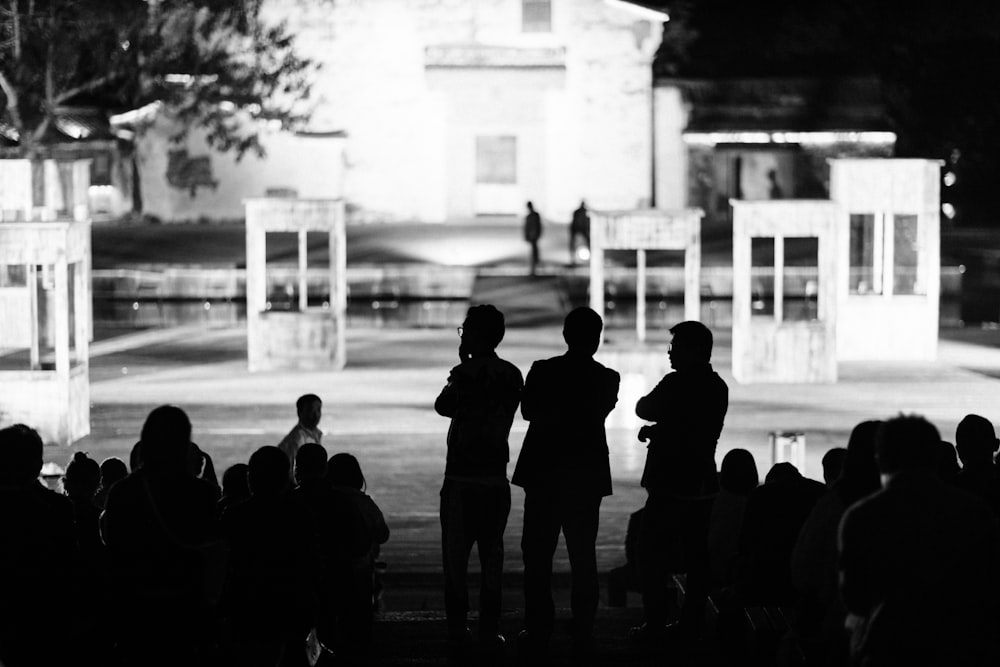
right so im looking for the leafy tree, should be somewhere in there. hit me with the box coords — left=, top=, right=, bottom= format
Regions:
left=0, top=0, right=315, bottom=158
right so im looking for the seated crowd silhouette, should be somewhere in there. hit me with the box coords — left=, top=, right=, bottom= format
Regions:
left=2, top=305, right=1000, bottom=667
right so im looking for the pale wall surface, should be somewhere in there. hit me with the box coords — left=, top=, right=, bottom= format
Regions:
left=261, top=0, right=662, bottom=223
left=136, top=116, right=346, bottom=222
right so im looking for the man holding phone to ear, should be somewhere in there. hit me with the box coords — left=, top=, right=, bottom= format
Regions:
left=435, top=304, right=524, bottom=650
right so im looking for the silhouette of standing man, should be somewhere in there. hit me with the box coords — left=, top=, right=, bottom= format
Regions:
left=524, top=201, right=542, bottom=276
left=569, top=201, right=590, bottom=266
left=630, top=321, right=728, bottom=644
left=435, top=305, right=523, bottom=649
left=512, top=307, right=620, bottom=656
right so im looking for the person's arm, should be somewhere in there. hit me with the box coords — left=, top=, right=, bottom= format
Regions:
left=520, top=362, right=541, bottom=422
left=597, top=369, right=621, bottom=418
left=434, top=365, right=463, bottom=417
left=366, top=495, right=390, bottom=545
left=635, top=374, right=674, bottom=422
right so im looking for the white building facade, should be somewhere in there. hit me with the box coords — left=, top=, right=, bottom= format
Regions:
left=137, top=0, right=664, bottom=223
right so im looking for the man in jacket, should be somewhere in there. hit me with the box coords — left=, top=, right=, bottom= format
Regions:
left=631, top=321, right=728, bottom=643
left=435, top=304, right=523, bottom=649
left=512, top=307, right=620, bottom=655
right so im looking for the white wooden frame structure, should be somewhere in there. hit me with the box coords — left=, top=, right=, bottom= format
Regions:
left=0, top=221, right=91, bottom=445
left=830, top=159, right=942, bottom=361
left=589, top=208, right=703, bottom=341
left=245, top=198, right=347, bottom=371
left=731, top=200, right=838, bottom=383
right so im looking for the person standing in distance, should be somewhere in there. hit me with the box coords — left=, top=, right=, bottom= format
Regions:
left=630, top=321, right=728, bottom=644
left=277, top=394, right=323, bottom=476
left=524, top=201, right=543, bottom=276
left=434, top=305, right=524, bottom=650
left=569, top=201, right=591, bottom=266
left=512, top=307, right=620, bottom=657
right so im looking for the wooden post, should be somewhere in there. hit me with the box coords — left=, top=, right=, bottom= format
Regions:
left=684, top=214, right=701, bottom=322
left=589, top=214, right=605, bottom=318
left=28, top=264, right=40, bottom=370
left=333, top=201, right=347, bottom=369
left=636, top=248, right=646, bottom=342
left=298, top=229, right=308, bottom=311
left=54, top=257, right=70, bottom=376
left=774, top=236, right=784, bottom=323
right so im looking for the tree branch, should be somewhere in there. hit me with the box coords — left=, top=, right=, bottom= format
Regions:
left=55, top=74, right=117, bottom=105
left=13, top=0, right=22, bottom=61
left=0, top=68, right=26, bottom=137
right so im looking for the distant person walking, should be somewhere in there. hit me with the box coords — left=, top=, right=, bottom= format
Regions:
left=630, top=321, right=729, bottom=644
left=512, top=307, right=620, bottom=656
left=434, top=305, right=524, bottom=650
left=524, top=201, right=543, bottom=276
left=569, top=201, right=591, bottom=266
left=277, top=393, right=323, bottom=476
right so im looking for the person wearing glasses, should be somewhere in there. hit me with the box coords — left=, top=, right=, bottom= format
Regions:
left=630, top=321, right=729, bottom=645
left=434, top=305, right=524, bottom=652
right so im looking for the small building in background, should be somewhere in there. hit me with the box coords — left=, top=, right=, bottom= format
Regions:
left=123, top=102, right=348, bottom=223
left=654, top=76, right=896, bottom=229
left=0, top=107, right=135, bottom=221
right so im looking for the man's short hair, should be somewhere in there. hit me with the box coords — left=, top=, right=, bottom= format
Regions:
left=248, top=446, right=290, bottom=497
left=821, top=447, right=848, bottom=485
left=956, top=414, right=997, bottom=465
left=295, top=442, right=329, bottom=483
left=140, top=405, right=192, bottom=471
left=465, top=304, right=506, bottom=349
left=563, top=307, right=603, bottom=353
left=296, top=394, right=322, bottom=415
left=876, top=414, right=939, bottom=475
left=0, top=424, right=44, bottom=485
left=669, top=321, right=713, bottom=361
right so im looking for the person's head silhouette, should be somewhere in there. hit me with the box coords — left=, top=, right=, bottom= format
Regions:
left=64, top=451, right=100, bottom=500
left=460, top=304, right=505, bottom=359
left=836, top=420, right=882, bottom=504
left=875, top=414, right=939, bottom=478
left=765, top=461, right=802, bottom=485
left=719, top=448, right=759, bottom=496
left=99, top=457, right=128, bottom=489
left=139, top=405, right=192, bottom=475
left=563, top=307, right=603, bottom=357
left=956, top=414, right=999, bottom=469
left=821, top=447, right=848, bottom=486
left=222, top=463, right=250, bottom=502
left=668, top=321, right=713, bottom=370
left=248, top=446, right=290, bottom=498
left=296, top=394, right=322, bottom=430
left=0, top=424, right=44, bottom=486
left=294, top=442, right=329, bottom=484
left=328, top=452, right=366, bottom=491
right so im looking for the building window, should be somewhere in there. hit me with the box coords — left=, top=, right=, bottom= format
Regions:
left=522, top=0, right=551, bottom=33
left=751, top=236, right=775, bottom=317
left=783, top=237, right=819, bottom=321
left=849, top=213, right=880, bottom=294
left=848, top=212, right=924, bottom=296
left=476, top=136, right=517, bottom=185
left=893, top=214, right=920, bottom=295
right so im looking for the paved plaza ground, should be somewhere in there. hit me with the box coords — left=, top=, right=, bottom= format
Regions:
left=32, top=221, right=1000, bottom=663
left=67, top=320, right=1000, bottom=584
